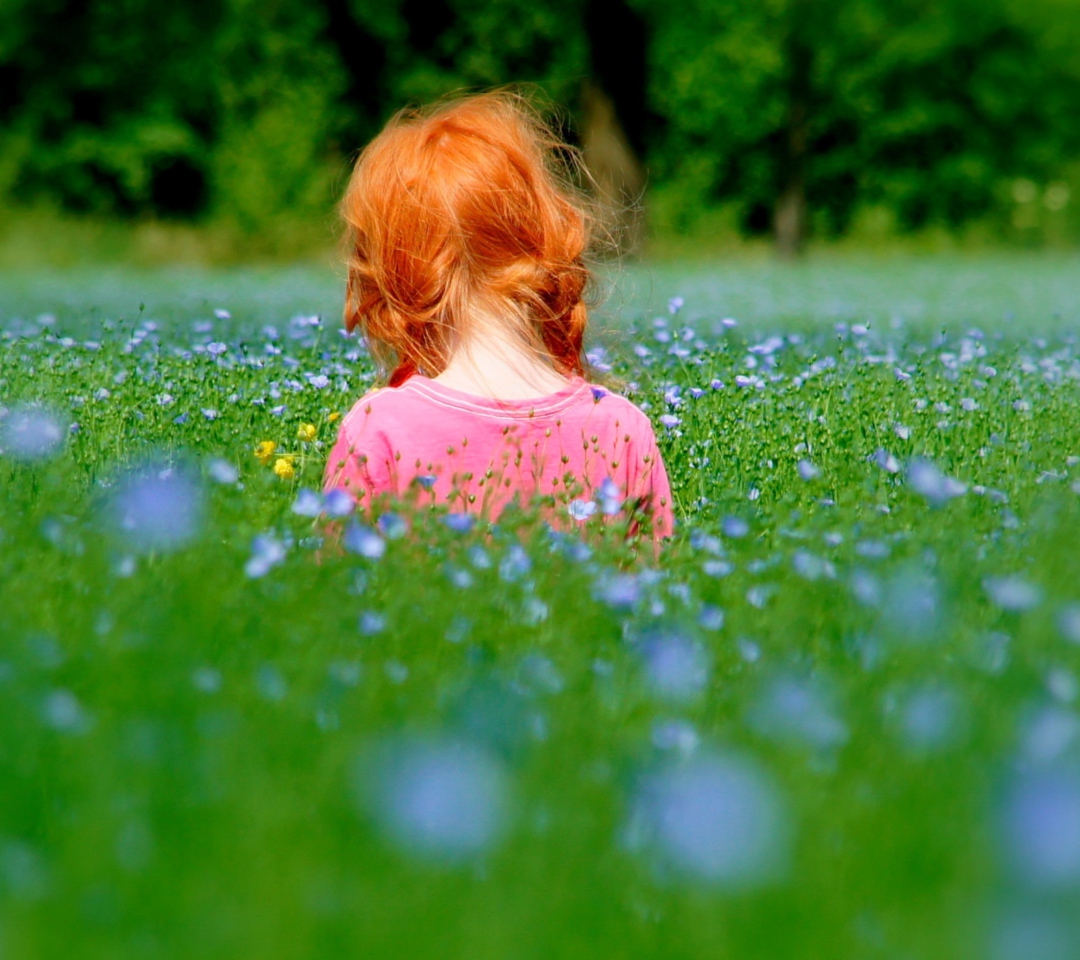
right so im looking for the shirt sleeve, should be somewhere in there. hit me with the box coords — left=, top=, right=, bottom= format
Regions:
left=322, top=401, right=396, bottom=508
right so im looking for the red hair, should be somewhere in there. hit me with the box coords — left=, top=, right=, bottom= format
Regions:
left=341, top=91, right=594, bottom=387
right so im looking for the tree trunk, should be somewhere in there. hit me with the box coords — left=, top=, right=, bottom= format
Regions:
left=581, top=0, right=649, bottom=255
left=580, top=82, right=646, bottom=254
left=774, top=10, right=811, bottom=259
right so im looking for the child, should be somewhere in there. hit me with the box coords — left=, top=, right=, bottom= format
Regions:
left=323, top=91, right=673, bottom=540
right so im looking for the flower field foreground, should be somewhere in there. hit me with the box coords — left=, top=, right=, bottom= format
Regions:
left=3, top=297, right=1080, bottom=959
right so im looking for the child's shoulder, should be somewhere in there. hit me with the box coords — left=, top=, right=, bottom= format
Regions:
left=338, top=383, right=417, bottom=435
left=586, top=386, right=656, bottom=434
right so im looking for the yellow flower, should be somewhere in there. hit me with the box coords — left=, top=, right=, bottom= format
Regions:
left=328, top=411, right=341, bottom=423
left=255, top=440, right=277, bottom=465
left=273, top=456, right=296, bottom=480
left=297, top=422, right=317, bottom=443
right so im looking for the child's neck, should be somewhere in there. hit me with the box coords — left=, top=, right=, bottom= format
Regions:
left=432, top=327, right=572, bottom=400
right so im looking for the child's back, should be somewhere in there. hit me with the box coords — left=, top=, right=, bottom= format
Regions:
left=325, top=374, right=672, bottom=535
left=323, top=90, right=673, bottom=538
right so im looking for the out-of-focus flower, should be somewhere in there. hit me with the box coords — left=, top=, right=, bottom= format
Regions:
left=907, top=458, right=966, bottom=505
left=1058, top=605, right=1080, bottom=644
left=42, top=689, right=91, bottom=734
left=328, top=411, right=342, bottom=423
left=499, top=544, right=531, bottom=582
left=108, top=463, right=205, bottom=554
left=637, top=630, right=711, bottom=703
left=598, top=477, right=623, bottom=515
left=873, top=449, right=901, bottom=474
left=323, top=488, right=355, bottom=518
left=245, top=534, right=286, bottom=578
left=888, top=683, right=968, bottom=755
left=1, top=404, right=67, bottom=462
left=882, top=566, right=943, bottom=642
left=344, top=521, right=385, bottom=559
left=273, top=457, right=295, bottom=481
left=1001, top=769, right=1080, bottom=889
left=358, top=736, right=512, bottom=864
left=292, top=489, right=323, bottom=517
left=376, top=512, right=408, bottom=540
left=207, top=458, right=238, bottom=484
left=444, top=512, right=475, bottom=534
left=255, top=440, right=276, bottom=465
left=594, top=573, right=640, bottom=610
left=985, top=577, right=1043, bottom=613
left=652, top=719, right=699, bottom=756
left=297, top=423, right=317, bottom=443
left=722, top=516, right=749, bottom=538
left=359, top=611, right=386, bottom=635
left=748, top=674, right=849, bottom=752
left=625, top=750, right=791, bottom=887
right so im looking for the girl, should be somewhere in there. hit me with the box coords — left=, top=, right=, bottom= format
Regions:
left=323, top=91, right=673, bottom=540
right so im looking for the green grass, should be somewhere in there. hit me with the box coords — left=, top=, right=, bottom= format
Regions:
left=2, top=254, right=1080, bottom=958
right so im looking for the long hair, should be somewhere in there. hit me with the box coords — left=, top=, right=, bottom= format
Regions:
left=341, top=90, right=596, bottom=387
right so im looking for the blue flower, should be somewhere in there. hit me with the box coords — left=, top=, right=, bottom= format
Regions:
left=291, top=488, right=323, bottom=518
left=444, top=512, right=475, bottom=534
left=323, top=488, right=355, bottom=518
left=246, top=534, right=286, bottom=578
left=207, top=458, right=238, bottom=485
left=344, top=521, right=386, bottom=559
left=498, top=544, right=531, bottom=582
left=598, top=477, right=622, bottom=515
left=359, top=610, right=387, bottom=635
left=378, top=512, right=409, bottom=540
left=722, top=516, right=749, bottom=538
left=659, top=414, right=681, bottom=429
left=110, top=463, right=205, bottom=554
left=568, top=499, right=597, bottom=521
left=0, top=404, right=66, bottom=461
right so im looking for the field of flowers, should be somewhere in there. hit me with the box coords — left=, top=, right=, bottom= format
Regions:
left=3, top=256, right=1080, bottom=959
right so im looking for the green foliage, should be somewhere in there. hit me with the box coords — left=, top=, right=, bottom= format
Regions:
left=637, top=0, right=1080, bottom=238
left=2, top=262, right=1080, bottom=954
left=1, top=0, right=1079, bottom=245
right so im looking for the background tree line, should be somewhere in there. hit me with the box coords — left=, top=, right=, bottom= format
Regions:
left=1, top=0, right=1079, bottom=254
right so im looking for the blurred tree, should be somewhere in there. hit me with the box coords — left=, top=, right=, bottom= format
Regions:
left=208, top=0, right=349, bottom=237
left=0, top=0, right=1078, bottom=249
left=636, top=0, right=1080, bottom=252
left=0, top=0, right=223, bottom=216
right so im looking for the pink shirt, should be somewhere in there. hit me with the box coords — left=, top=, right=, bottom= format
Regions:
left=323, top=375, right=674, bottom=538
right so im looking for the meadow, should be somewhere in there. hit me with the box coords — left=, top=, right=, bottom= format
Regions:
left=2, top=253, right=1080, bottom=959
